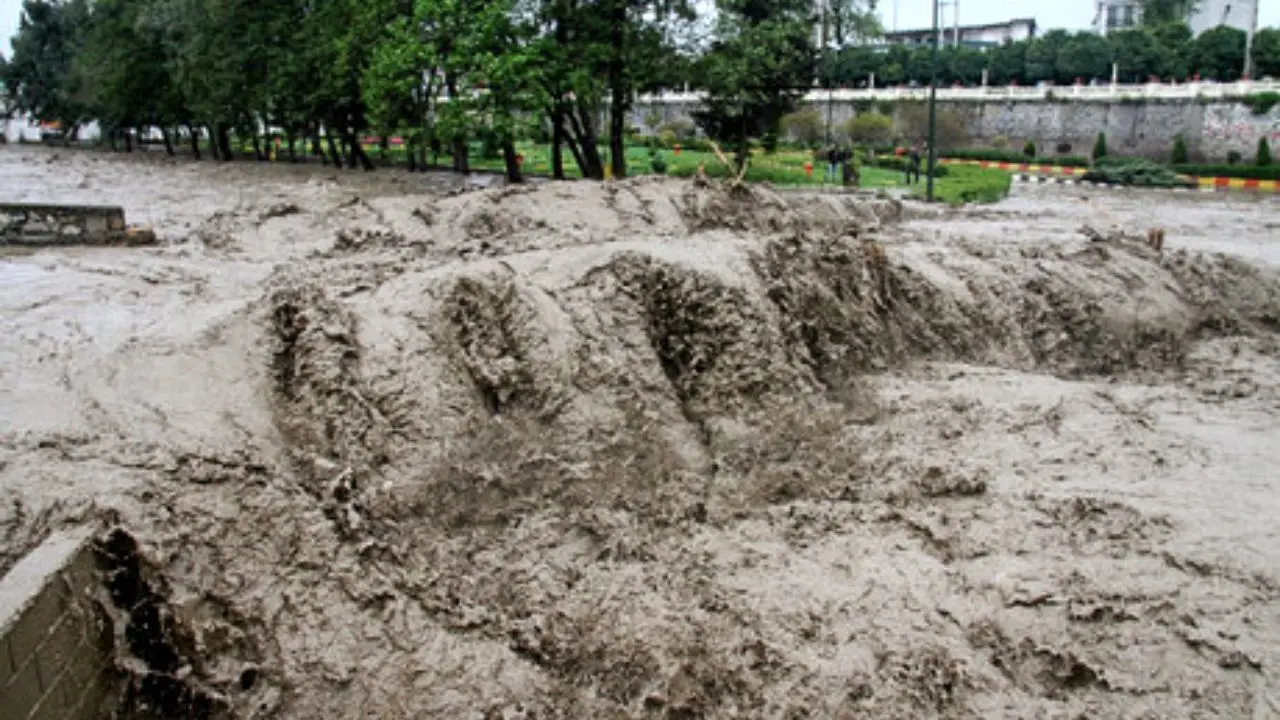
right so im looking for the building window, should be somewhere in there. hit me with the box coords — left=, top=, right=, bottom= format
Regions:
left=1106, top=4, right=1119, bottom=28
left=1123, top=4, right=1135, bottom=26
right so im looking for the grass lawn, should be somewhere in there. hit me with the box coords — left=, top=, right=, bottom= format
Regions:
left=359, top=141, right=1012, bottom=204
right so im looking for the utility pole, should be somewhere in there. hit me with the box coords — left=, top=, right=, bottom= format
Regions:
left=1242, top=0, right=1259, bottom=79
left=927, top=0, right=939, bottom=202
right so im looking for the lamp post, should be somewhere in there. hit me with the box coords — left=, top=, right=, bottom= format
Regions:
left=926, top=0, right=939, bottom=202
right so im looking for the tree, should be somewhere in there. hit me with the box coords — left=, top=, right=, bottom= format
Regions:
left=695, top=0, right=817, bottom=167
left=944, top=46, right=987, bottom=86
left=897, top=102, right=966, bottom=148
left=1025, top=30, right=1069, bottom=84
left=1250, top=28, right=1280, bottom=79
left=821, top=45, right=879, bottom=87
left=839, top=112, right=891, bottom=145
left=780, top=109, right=823, bottom=146
left=987, top=39, right=1028, bottom=85
left=1258, top=137, right=1273, bottom=167
left=1139, top=0, right=1199, bottom=27
left=1, top=0, right=93, bottom=133
left=1109, top=29, right=1163, bottom=83
left=1171, top=134, right=1188, bottom=163
left=1057, top=32, right=1112, bottom=83
left=1093, top=132, right=1108, bottom=160
left=817, top=0, right=879, bottom=48
left=1152, top=22, right=1194, bottom=79
left=1192, top=25, right=1246, bottom=81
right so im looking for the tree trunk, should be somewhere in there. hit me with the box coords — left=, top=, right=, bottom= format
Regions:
left=566, top=108, right=603, bottom=179
left=251, top=133, right=265, bottom=161
left=406, top=136, right=418, bottom=172
left=607, top=1, right=628, bottom=179
left=379, top=135, right=389, bottom=166
left=327, top=134, right=344, bottom=167
left=161, top=127, right=175, bottom=156
left=216, top=125, right=232, bottom=161
left=187, top=125, right=201, bottom=160
left=109, top=130, right=118, bottom=152
left=287, top=133, right=298, bottom=163
left=552, top=12, right=569, bottom=180
left=349, top=132, right=374, bottom=171
left=311, top=132, right=327, bottom=165
left=551, top=107, right=565, bottom=179
left=502, top=140, right=523, bottom=183
left=445, top=74, right=469, bottom=174
left=206, top=126, right=221, bottom=160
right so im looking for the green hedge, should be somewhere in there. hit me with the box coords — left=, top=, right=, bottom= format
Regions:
left=944, top=148, right=1090, bottom=167
left=1171, top=164, right=1280, bottom=180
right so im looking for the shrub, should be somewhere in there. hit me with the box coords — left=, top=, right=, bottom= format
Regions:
left=657, top=117, right=696, bottom=140
left=896, top=102, right=968, bottom=149
left=1082, top=157, right=1195, bottom=188
left=840, top=113, right=894, bottom=145
left=991, top=135, right=1009, bottom=149
left=650, top=152, right=668, bottom=174
left=876, top=101, right=895, bottom=117
left=1227, top=150, right=1243, bottom=165
left=1242, top=92, right=1280, bottom=115
left=644, top=110, right=664, bottom=131
left=1023, top=140, right=1036, bottom=158
left=1171, top=135, right=1189, bottom=164
left=1172, top=163, right=1280, bottom=180
left=1092, top=132, right=1108, bottom=160
left=657, top=129, right=677, bottom=147
left=942, top=148, right=1089, bottom=167
left=780, top=110, right=825, bottom=147
left=1056, top=142, right=1073, bottom=155
left=1257, top=137, right=1273, bottom=167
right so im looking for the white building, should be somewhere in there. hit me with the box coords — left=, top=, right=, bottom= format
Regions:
left=1093, top=0, right=1259, bottom=36
left=1187, top=0, right=1259, bottom=36
left=879, top=18, right=1037, bottom=48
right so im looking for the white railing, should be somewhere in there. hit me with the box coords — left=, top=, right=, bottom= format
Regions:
left=638, top=79, right=1280, bottom=105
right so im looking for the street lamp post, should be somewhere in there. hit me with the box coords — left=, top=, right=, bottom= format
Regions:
left=926, top=0, right=939, bottom=202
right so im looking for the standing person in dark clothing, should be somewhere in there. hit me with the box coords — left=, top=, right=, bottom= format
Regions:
left=826, top=145, right=840, bottom=183
left=906, top=144, right=922, bottom=185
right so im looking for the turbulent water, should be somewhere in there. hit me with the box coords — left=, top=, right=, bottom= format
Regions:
left=2, top=146, right=1279, bottom=719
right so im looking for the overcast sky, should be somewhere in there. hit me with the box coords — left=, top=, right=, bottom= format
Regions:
left=3, top=0, right=1279, bottom=57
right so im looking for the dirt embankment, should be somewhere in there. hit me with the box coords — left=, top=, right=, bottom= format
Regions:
left=2, top=153, right=1280, bottom=719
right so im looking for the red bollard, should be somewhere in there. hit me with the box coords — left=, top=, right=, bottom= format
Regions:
left=804, top=161, right=813, bottom=178
left=673, top=144, right=681, bottom=156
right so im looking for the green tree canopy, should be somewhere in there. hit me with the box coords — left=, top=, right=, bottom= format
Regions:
left=1193, top=24, right=1247, bottom=81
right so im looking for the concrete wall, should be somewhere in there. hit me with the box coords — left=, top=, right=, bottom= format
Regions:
left=631, top=97, right=1280, bottom=163
left=0, top=529, right=121, bottom=720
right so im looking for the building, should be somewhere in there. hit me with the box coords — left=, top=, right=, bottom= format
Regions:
left=879, top=18, right=1037, bottom=49
left=1093, top=0, right=1260, bottom=36
left=1187, top=0, right=1259, bottom=36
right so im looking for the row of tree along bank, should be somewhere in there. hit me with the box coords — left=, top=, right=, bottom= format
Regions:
left=1, top=0, right=1277, bottom=182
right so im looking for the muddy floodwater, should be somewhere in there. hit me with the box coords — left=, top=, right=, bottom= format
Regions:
left=2, top=145, right=1280, bottom=719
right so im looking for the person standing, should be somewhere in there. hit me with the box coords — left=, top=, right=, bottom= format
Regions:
left=906, top=144, right=922, bottom=185
left=826, top=145, right=840, bottom=183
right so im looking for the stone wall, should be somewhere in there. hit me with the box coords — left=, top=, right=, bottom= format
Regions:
left=0, top=204, right=156, bottom=246
left=0, top=529, right=122, bottom=720
left=630, top=97, right=1280, bottom=163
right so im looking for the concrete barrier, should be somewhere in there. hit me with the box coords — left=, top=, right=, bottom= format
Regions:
left=0, top=528, right=122, bottom=720
left=0, top=204, right=156, bottom=246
